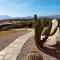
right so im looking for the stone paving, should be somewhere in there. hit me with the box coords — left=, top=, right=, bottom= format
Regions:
left=0, top=28, right=59, bottom=60
left=16, top=29, right=60, bottom=60
left=0, top=29, right=34, bottom=60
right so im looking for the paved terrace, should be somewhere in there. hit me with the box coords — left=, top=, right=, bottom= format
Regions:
left=0, top=29, right=34, bottom=60
left=0, top=28, right=59, bottom=60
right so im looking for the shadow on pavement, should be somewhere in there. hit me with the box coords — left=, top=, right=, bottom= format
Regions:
left=38, top=41, right=60, bottom=60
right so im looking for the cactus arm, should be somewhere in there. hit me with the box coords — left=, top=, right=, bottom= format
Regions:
left=41, top=21, right=52, bottom=36
left=34, top=14, right=53, bottom=48
left=42, top=20, right=58, bottom=36
left=50, top=26, right=58, bottom=36
left=50, top=19, right=58, bottom=36
left=42, top=27, right=48, bottom=36
left=40, top=21, right=52, bottom=44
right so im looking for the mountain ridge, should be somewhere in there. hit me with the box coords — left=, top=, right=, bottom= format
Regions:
left=0, top=15, right=60, bottom=20
left=0, top=15, right=11, bottom=20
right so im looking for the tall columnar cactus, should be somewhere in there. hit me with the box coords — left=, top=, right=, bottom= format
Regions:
left=34, top=15, right=58, bottom=48
left=34, top=15, right=37, bottom=23
left=34, top=15, right=50, bottom=48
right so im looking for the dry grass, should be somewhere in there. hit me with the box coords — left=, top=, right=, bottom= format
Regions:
left=0, top=28, right=27, bottom=36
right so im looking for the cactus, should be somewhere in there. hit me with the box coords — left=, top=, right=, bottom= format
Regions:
left=34, top=15, right=44, bottom=47
left=34, top=15, right=58, bottom=48
left=26, top=51, right=43, bottom=60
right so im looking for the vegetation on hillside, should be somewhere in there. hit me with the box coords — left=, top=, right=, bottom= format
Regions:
left=0, top=17, right=60, bottom=31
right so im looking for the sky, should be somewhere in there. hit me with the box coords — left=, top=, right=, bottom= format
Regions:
left=0, top=0, right=60, bottom=17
